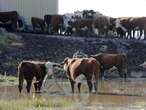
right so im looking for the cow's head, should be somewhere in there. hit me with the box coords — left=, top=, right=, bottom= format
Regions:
left=61, top=57, right=70, bottom=71
left=61, top=57, right=77, bottom=72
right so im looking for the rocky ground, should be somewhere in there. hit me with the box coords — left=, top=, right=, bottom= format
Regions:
left=0, top=32, right=146, bottom=77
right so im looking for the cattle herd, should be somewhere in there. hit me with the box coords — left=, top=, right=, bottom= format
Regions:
left=0, top=10, right=143, bottom=93
left=0, top=10, right=146, bottom=39
left=18, top=53, right=127, bottom=94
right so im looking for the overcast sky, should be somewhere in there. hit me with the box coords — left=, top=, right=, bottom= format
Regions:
left=59, top=0, right=146, bottom=17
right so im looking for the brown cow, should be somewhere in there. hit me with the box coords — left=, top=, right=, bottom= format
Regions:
left=93, top=15, right=111, bottom=36
left=50, top=15, right=64, bottom=35
left=44, top=14, right=63, bottom=35
left=31, top=17, right=45, bottom=33
left=91, top=53, right=127, bottom=79
left=0, top=11, right=19, bottom=32
left=44, top=14, right=52, bottom=34
left=70, top=19, right=94, bottom=36
left=18, top=61, right=46, bottom=93
left=62, top=57, right=100, bottom=93
left=118, top=17, right=134, bottom=39
left=131, top=17, right=146, bottom=40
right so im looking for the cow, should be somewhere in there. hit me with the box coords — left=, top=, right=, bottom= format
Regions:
left=18, top=61, right=46, bottom=93
left=62, top=57, right=100, bottom=93
left=114, top=17, right=146, bottom=39
left=131, top=17, right=146, bottom=40
left=50, top=15, right=64, bottom=35
left=62, top=13, right=75, bottom=35
left=82, top=10, right=96, bottom=19
left=18, top=60, right=59, bottom=93
left=31, top=17, right=45, bottom=33
left=0, top=11, right=19, bottom=32
left=70, top=19, right=94, bottom=36
left=91, top=53, right=127, bottom=79
left=93, top=15, right=112, bottom=36
left=44, top=14, right=52, bottom=34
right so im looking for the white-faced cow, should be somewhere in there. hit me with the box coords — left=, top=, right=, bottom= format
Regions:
left=18, top=60, right=60, bottom=93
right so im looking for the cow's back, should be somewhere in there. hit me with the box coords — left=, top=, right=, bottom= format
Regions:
left=18, top=61, right=36, bottom=78
left=0, top=11, right=18, bottom=22
left=69, top=58, right=100, bottom=78
left=44, top=15, right=52, bottom=25
left=18, top=61, right=46, bottom=79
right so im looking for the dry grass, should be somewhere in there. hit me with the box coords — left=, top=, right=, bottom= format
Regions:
left=0, top=97, right=74, bottom=110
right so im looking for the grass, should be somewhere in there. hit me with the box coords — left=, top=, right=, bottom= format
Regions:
left=0, top=33, right=23, bottom=49
left=0, top=75, right=74, bottom=110
left=0, top=97, right=74, bottom=110
left=0, top=75, right=17, bottom=83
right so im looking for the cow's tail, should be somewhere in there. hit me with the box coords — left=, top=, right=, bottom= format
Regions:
left=18, top=62, right=24, bottom=93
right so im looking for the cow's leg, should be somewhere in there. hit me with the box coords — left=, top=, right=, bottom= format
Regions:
left=132, top=30, right=135, bottom=39
left=38, top=80, right=43, bottom=92
left=18, top=80, right=23, bottom=93
left=34, top=82, right=39, bottom=92
left=100, top=66, right=105, bottom=80
left=18, top=74, right=24, bottom=93
left=139, top=29, right=143, bottom=40
left=91, top=72, right=98, bottom=93
left=26, top=80, right=32, bottom=93
left=117, top=66, right=126, bottom=80
left=34, top=76, right=43, bottom=93
left=118, top=68, right=123, bottom=78
left=69, top=79, right=75, bottom=93
left=93, top=73, right=98, bottom=93
left=87, top=77, right=92, bottom=93
left=117, top=67, right=126, bottom=81
left=77, top=83, right=81, bottom=93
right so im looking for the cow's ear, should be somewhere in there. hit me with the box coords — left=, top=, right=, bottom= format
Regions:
left=61, top=57, right=69, bottom=65
left=90, top=54, right=96, bottom=58
left=64, top=57, right=69, bottom=64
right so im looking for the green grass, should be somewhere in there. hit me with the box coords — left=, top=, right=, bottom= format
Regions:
left=0, top=33, right=23, bottom=49
left=0, top=75, right=17, bottom=83
left=0, top=97, right=74, bottom=110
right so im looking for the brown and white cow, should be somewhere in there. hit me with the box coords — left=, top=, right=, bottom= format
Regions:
left=114, top=17, right=146, bottom=39
left=114, top=17, right=132, bottom=38
left=62, top=57, right=100, bottom=93
left=91, top=53, right=127, bottom=79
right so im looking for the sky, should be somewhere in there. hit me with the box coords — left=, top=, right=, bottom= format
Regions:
left=59, top=0, right=146, bottom=18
